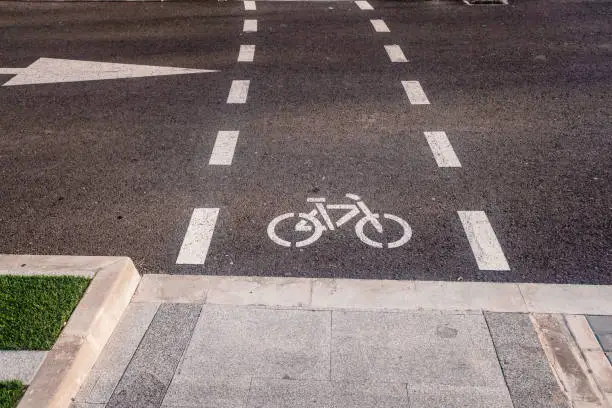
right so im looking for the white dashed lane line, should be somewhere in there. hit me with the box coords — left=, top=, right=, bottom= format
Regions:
left=209, top=131, right=240, bottom=166
left=176, top=208, right=219, bottom=265
left=370, top=19, right=390, bottom=33
left=384, top=45, right=407, bottom=62
left=458, top=211, right=511, bottom=271
left=244, top=0, right=256, bottom=10
left=401, top=80, right=430, bottom=104
left=355, top=1, right=374, bottom=10
left=238, top=45, right=255, bottom=62
left=243, top=19, right=257, bottom=32
left=227, top=80, right=250, bottom=104
left=424, top=131, right=461, bottom=167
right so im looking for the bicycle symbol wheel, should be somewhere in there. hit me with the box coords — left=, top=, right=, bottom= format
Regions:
left=355, top=213, right=412, bottom=248
left=267, top=212, right=325, bottom=248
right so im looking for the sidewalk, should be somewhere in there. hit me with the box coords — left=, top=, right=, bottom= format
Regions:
left=71, top=275, right=612, bottom=408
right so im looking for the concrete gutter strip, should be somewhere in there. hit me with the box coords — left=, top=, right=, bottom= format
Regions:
left=532, top=314, right=612, bottom=408
left=0, top=255, right=141, bottom=408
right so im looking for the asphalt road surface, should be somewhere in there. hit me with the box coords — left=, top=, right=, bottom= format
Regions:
left=0, top=0, right=610, bottom=283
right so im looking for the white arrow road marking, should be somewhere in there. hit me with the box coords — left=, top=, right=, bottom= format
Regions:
left=355, top=1, right=374, bottom=10
left=401, top=80, right=430, bottom=104
left=1, top=58, right=218, bottom=86
left=0, top=68, right=24, bottom=75
left=384, top=45, right=408, bottom=62
left=209, top=131, right=240, bottom=165
left=424, top=131, right=461, bottom=167
left=238, top=45, right=256, bottom=62
left=227, top=80, right=250, bottom=104
left=458, top=211, right=510, bottom=271
left=176, top=208, right=219, bottom=265
left=244, top=1, right=256, bottom=10
left=244, top=19, right=258, bottom=32
left=370, top=19, right=390, bottom=33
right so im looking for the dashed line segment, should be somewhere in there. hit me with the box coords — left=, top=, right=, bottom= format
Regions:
left=384, top=45, right=407, bottom=62
left=355, top=1, right=374, bottom=10
left=401, top=80, right=430, bottom=104
left=243, top=19, right=257, bottom=32
left=176, top=208, right=219, bottom=265
left=424, top=131, right=461, bottom=167
left=210, top=131, right=240, bottom=166
left=227, top=80, right=250, bottom=104
left=238, top=45, right=255, bottom=62
left=370, top=19, right=390, bottom=33
left=458, top=211, right=510, bottom=271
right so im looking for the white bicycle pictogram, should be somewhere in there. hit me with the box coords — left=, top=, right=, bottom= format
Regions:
left=267, top=193, right=412, bottom=248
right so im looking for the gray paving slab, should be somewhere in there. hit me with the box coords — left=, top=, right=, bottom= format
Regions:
left=0, top=350, right=47, bottom=384
left=161, top=376, right=251, bottom=408
left=75, top=302, right=160, bottom=404
left=597, top=333, right=612, bottom=352
left=587, top=315, right=612, bottom=334
left=407, top=384, right=513, bottom=408
left=485, top=312, right=570, bottom=408
left=331, top=311, right=506, bottom=388
left=246, top=379, right=408, bottom=408
left=106, top=303, right=201, bottom=408
left=173, top=305, right=330, bottom=381
left=607, top=352, right=612, bottom=364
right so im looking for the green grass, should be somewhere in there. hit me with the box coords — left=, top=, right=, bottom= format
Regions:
left=0, top=275, right=90, bottom=350
left=0, top=381, right=25, bottom=408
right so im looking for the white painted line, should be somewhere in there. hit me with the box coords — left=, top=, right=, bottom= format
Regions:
left=0, top=68, right=24, bottom=75
left=458, top=211, right=510, bottom=271
left=464, top=0, right=508, bottom=4
left=1, top=58, right=218, bottom=87
left=227, top=80, right=250, bottom=104
left=243, top=19, right=257, bottom=32
left=384, top=45, right=407, bottom=62
left=355, top=0, right=374, bottom=10
left=209, top=131, right=239, bottom=166
left=370, top=19, right=390, bottom=33
left=238, top=45, right=255, bottom=62
left=176, top=208, right=219, bottom=265
left=244, top=1, right=256, bottom=10
left=424, top=131, right=461, bottom=167
left=401, top=81, right=430, bottom=104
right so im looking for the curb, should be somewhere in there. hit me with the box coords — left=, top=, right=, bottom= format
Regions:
left=0, top=255, right=141, bottom=408
left=133, top=274, right=612, bottom=315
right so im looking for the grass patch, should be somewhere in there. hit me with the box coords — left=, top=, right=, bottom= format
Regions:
left=0, top=380, right=25, bottom=408
left=0, top=275, right=90, bottom=350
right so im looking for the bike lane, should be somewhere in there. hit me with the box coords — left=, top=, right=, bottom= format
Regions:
left=174, top=0, right=611, bottom=284
left=171, top=1, right=515, bottom=281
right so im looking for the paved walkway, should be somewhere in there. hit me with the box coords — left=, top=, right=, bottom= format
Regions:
left=72, top=275, right=612, bottom=408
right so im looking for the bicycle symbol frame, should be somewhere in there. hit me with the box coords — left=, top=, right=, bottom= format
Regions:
left=267, top=193, right=412, bottom=248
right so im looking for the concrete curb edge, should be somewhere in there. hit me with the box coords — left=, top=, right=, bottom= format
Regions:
left=0, top=255, right=141, bottom=408
left=133, top=274, right=612, bottom=315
